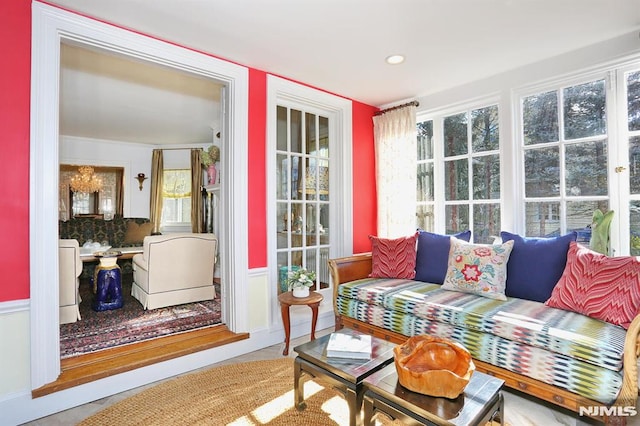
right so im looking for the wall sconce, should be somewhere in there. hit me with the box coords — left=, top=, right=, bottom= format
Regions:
left=135, top=173, right=148, bottom=191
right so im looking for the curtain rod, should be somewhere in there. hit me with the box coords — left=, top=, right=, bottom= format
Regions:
left=374, top=100, right=420, bottom=116
left=157, top=147, right=204, bottom=151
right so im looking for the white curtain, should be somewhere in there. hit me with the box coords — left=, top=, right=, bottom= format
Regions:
left=373, top=104, right=417, bottom=238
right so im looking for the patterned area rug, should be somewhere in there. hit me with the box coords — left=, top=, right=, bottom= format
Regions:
left=60, top=276, right=222, bottom=358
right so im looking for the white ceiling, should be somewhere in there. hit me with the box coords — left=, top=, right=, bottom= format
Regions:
left=60, top=44, right=223, bottom=145
left=51, top=0, right=640, bottom=145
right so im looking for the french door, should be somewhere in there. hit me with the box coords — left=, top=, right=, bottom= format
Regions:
left=275, top=106, right=331, bottom=293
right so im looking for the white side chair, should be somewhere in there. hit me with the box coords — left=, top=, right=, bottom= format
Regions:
left=132, top=233, right=218, bottom=310
left=59, top=239, right=82, bottom=324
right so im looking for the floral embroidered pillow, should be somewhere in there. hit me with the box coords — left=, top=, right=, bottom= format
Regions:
left=442, top=238, right=514, bottom=300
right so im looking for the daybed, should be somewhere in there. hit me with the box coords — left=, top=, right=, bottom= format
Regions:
left=329, top=231, right=640, bottom=425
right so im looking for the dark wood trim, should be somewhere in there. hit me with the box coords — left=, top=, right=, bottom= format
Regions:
left=32, top=325, right=248, bottom=398
left=373, top=100, right=419, bottom=116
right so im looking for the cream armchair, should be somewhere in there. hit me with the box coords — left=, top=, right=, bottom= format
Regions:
left=59, top=239, right=82, bottom=324
left=132, top=233, right=218, bottom=310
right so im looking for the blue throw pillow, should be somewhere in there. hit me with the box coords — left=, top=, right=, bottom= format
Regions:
left=414, top=230, right=471, bottom=284
left=501, top=231, right=577, bottom=302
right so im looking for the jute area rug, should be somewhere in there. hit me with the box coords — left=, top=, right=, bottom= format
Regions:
left=79, top=358, right=503, bottom=426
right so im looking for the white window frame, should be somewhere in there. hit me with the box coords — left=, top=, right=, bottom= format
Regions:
left=513, top=70, right=619, bottom=250
left=615, top=64, right=640, bottom=256
left=160, top=168, right=192, bottom=232
left=416, top=120, right=436, bottom=231
left=416, top=96, right=503, bottom=241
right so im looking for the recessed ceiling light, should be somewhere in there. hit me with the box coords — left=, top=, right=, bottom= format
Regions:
left=386, top=54, right=405, bottom=65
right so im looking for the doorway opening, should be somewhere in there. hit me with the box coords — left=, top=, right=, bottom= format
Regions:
left=31, top=2, right=249, bottom=392
left=57, top=41, right=228, bottom=360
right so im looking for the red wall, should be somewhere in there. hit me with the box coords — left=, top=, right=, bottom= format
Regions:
left=0, top=0, right=31, bottom=302
left=247, top=69, right=268, bottom=268
left=352, top=101, right=378, bottom=254
left=0, top=0, right=377, bottom=301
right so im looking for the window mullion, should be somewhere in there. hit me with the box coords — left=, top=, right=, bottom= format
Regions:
left=433, top=117, right=446, bottom=232
left=613, top=67, right=633, bottom=255
left=557, top=88, right=568, bottom=235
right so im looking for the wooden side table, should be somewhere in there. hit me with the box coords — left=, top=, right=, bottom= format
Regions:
left=278, top=290, right=323, bottom=355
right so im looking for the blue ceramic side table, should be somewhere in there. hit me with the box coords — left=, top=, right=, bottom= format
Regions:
left=92, top=250, right=123, bottom=311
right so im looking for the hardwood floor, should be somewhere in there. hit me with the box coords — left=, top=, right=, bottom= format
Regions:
left=36, top=274, right=240, bottom=397
left=33, top=324, right=248, bottom=398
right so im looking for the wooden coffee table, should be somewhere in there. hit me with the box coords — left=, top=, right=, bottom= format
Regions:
left=293, top=329, right=396, bottom=426
left=362, top=363, right=504, bottom=425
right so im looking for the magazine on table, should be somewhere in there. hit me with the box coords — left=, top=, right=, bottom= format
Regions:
left=326, top=332, right=372, bottom=360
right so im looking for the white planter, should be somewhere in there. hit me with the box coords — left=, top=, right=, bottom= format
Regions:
left=292, top=287, right=310, bottom=298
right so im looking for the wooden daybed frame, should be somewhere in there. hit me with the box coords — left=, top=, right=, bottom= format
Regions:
left=329, top=253, right=640, bottom=425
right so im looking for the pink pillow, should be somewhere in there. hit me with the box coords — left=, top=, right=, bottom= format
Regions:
left=369, top=233, right=418, bottom=279
left=545, top=242, right=640, bottom=329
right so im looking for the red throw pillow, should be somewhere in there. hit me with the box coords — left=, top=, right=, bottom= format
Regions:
left=545, top=242, right=640, bottom=329
left=369, top=233, right=418, bottom=279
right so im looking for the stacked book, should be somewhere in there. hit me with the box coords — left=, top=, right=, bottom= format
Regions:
left=326, top=332, right=373, bottom=360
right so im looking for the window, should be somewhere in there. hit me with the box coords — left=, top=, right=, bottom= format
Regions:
left=416, top=105, right=501, bottom=243
left=626, top=69, right=640, bottom=255
left=416, top=120, right=435, bottom=231
left=517, top=65, right=640, bottom=254
left=441, top=106, right=501, bottom=243
left=161, top=169, right=192, bottom=225
left=416, top=62, right=640, bottom=254
left=521, top=79, right=608, bottom=242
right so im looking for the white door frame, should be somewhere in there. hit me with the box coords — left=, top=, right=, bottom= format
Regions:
left=30, top=3, right=249, bottom=389
left=266, top=75, right=353, bottom=327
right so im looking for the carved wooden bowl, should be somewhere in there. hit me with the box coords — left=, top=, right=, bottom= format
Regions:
left=394, top=335, right=475, bottom=399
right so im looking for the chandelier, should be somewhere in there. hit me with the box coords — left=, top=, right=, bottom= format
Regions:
left=69, top=166, right=103, bottom=193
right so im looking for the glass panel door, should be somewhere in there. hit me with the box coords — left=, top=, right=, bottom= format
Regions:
left=626, top=69, right=640, bottom=255
left=276, top=106, right=331, bottom=293
left=521, top=80, right=609, bottom=243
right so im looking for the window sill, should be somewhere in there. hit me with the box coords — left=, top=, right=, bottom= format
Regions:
left=160, top=223, right=192, bottom=233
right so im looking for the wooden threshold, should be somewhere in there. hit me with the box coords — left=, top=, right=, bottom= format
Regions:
left=33, top=325, right=249, bottom=398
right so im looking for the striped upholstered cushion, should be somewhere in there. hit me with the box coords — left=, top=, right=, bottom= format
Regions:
left=337, top=278, right=626, bottom=371
left=336, top=294, right=623, bottom=404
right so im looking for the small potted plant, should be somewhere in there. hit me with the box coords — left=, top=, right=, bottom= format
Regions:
left=287, top=267, right=316, bottom=298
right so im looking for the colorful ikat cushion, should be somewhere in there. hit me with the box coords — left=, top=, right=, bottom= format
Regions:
left=415, top=230, right=472, bottom=284
left=442, top=238, right=514, bottom=300
left=545, top=242, right=640, bottom=329
left=369, top=232, right=419, bottom=279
